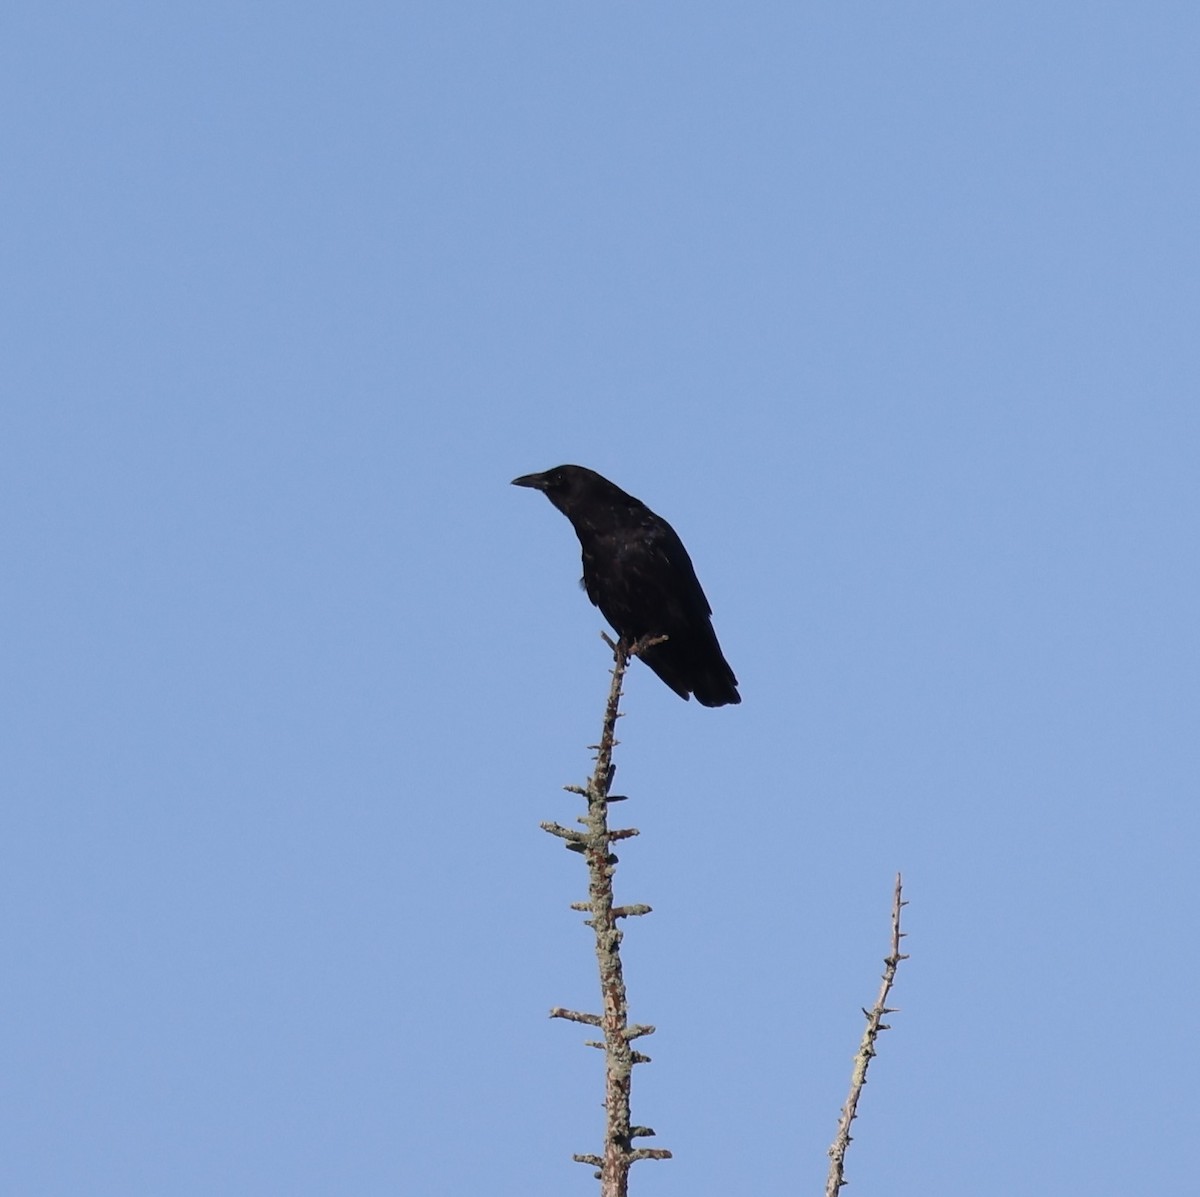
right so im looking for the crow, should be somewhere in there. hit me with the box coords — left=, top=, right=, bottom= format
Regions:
left=511, top=465, right=740, bottom=707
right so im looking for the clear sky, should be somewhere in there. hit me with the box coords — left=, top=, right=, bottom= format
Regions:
left=3, top=4, right=1197, bottom=1194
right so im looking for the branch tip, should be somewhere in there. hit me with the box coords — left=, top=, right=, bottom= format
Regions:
left=825, top=877, right=910, bottom=1197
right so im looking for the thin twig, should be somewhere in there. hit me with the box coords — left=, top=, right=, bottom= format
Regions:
left=545, top=635, right=672, bottom=1196
left=825, top=874, right=909, bottom=1197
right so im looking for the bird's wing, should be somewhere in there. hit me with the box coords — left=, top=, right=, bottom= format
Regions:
left=648, top=519, right=713, bottom=620
left=580, top=515, right=712, bottom=629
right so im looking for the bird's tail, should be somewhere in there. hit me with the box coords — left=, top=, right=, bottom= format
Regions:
left=639, top=637, right=740, bottom=708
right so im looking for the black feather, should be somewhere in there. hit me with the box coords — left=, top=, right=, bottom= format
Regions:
left=512, top=465, right=740, bottom=707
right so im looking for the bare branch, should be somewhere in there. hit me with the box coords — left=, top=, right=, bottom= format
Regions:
left=550, top=636, right=673, bottom=1196
left=825, top=873, right=909, bottom=1197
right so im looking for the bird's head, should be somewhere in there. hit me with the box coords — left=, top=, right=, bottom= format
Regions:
left=511, top=465, right=607, bottom=515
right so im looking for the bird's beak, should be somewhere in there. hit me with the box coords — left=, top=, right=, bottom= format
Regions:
left=511, top=472, right=548, bottom=490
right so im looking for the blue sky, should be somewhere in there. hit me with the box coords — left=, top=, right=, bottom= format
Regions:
left=3, top=4, right=1197, bottom=1194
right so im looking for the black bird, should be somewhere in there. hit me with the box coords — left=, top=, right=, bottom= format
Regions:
left=512, top=465, right=740, bottom=707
